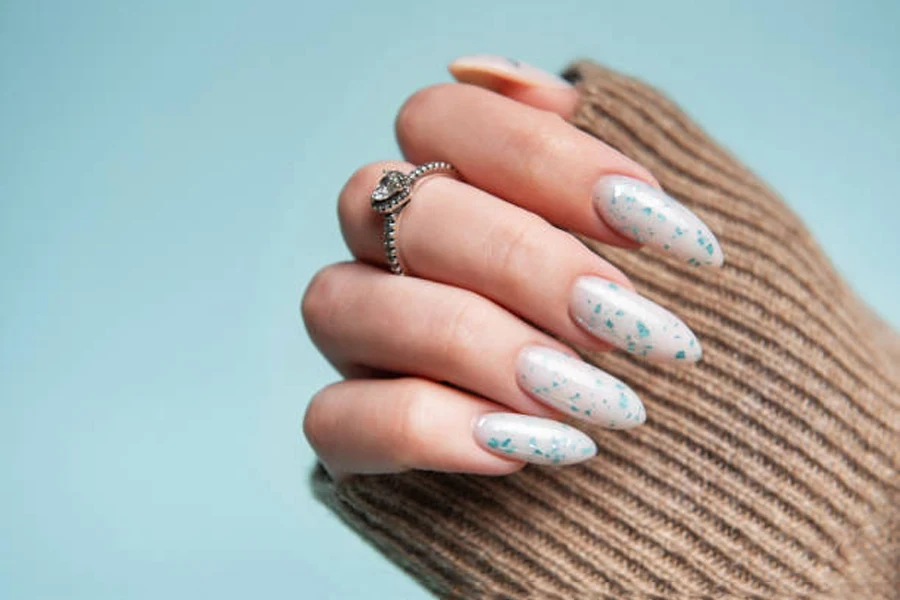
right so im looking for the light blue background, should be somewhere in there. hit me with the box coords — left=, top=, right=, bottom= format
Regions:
left=2, top=1, right=898, bottom=598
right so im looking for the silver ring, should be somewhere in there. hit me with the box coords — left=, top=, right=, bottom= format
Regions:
left=370, top=161, right=458, bottom=275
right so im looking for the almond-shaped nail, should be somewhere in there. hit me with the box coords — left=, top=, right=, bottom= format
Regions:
left=474, top=413, right=597, bottom=466
left=594, top=175, right=724, bottom=267
left=570, top=276, right=703, bottom=363
left=449, top=54, right=572, bottom=90
left=517, top=347, right=645, bottom=429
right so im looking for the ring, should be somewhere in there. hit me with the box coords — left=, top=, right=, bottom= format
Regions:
left=370, top=161, right=459, bottom=275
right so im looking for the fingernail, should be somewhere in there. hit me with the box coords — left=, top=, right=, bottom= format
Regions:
left=474, top=413, right=597, bottom=466
left=593, top=175, right=724, bottom=267
left=517, top=347, right=645, bottom=429
left=570, top=276, right=703, bottom=363
left=449, top=54, right=572, bottom=90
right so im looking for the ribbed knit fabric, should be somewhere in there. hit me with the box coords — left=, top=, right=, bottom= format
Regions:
left=311, top=61, right=900, bottom=599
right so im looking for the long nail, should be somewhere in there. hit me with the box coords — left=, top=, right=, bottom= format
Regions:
left=449, top=55, right=572, bottom=90
left=517, top=347, right=645, bottom=429
left=593, top=175, right=724, bottom=267
left=570, top=276, right=703, bottom=363
left=474, top=413, right=597, bottom=466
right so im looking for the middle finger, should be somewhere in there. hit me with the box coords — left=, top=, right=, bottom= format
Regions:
left=340, top=161, right=703, bottom=363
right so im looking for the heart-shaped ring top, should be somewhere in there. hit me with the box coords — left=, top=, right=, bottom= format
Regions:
left=368, top=161, right=458, bottom=276
left=370, top=171, right=412, bottom=214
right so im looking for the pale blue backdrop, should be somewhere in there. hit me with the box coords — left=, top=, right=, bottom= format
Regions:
left=1, top=1, right=898, bottom=598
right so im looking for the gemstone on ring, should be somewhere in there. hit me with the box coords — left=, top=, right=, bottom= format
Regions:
left=370, top=170, right=411, bottom=214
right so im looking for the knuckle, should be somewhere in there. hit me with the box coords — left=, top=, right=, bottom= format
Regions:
left=300, top=264, right=349, bottom=337
left=395, top=83, right=458, bottom=147
left=486, top=215, right=556, bottom=293
left=337, top=162, right=390, bottom=233
left=507, top=111, right=571, bottom=183
left=302, top=385, right=337, bottom=454
left=436, top=297, right=492, bottom=368
left=392, top=379, right=435, bottom=467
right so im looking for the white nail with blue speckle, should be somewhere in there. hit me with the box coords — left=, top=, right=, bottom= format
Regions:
left=593, top=175, right=724, bottom=267
left=570, top=276, right=703, bottom=363
left=474, top=413, right=597, bottom=466
left=517, top=347, right=645, bottom=429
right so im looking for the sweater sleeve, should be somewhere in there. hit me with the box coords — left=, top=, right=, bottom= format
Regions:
left=311, top=60, right=900, bottom=600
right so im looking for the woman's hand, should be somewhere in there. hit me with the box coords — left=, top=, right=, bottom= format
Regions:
left=301, top=56, right=723, bottom=480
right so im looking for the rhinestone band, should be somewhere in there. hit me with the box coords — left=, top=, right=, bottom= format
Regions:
left=383, top=212, right=402, bottom=275
left=407, top=161, right=456, bottom=185
left=371, top=161, right=458, bottom=276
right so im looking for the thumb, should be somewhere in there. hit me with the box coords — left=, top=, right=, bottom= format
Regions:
left=448, top=54, right=580, bottom=118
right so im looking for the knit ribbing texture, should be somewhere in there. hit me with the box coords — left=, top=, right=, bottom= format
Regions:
left=312, top=61, right=900, bottom=599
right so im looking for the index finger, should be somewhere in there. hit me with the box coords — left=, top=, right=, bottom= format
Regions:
left=395, top=83, right=723, bottom=267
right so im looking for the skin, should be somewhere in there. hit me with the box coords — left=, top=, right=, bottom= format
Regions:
left=302, top=59, right=695, bottom=480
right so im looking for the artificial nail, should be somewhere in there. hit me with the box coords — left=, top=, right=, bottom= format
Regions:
left=474, top=413, right=597, bottom=466
left=593, top=175, right=724, bottom=267
left=570, top=276, right=703, bottom=363
left=449, top=54, right=573, bottom=90
left=517, top=346, right=645, bottom=429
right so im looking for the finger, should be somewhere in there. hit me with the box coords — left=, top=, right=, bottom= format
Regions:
left=339, top=162, right=703, bottom=362
left=303, top=377, right=598, bottom=478
left=340, top=160, right=630, bottom=353
left=395, top=82, right=724, bottom=267
left=302, top=262, right=648, bottom=428
left=448, top=54, right=579, bottom=118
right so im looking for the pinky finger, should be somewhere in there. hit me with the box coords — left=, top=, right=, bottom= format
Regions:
left=303, top=378, right=598, bottom=480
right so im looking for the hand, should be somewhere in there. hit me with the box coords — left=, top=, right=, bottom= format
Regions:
left=301, top=55, right=723, bottom=480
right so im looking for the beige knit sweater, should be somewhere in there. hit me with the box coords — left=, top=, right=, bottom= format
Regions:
left=312, top=61, right=900, bottom=599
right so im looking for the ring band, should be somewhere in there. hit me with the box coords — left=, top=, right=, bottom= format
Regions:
left=370, top=161, right=459, bottom=275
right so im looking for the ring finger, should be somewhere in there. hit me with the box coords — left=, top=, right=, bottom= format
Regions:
left=340, top=161, right=704, bottom=363
left=302, top=261, right=646, bottom=430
